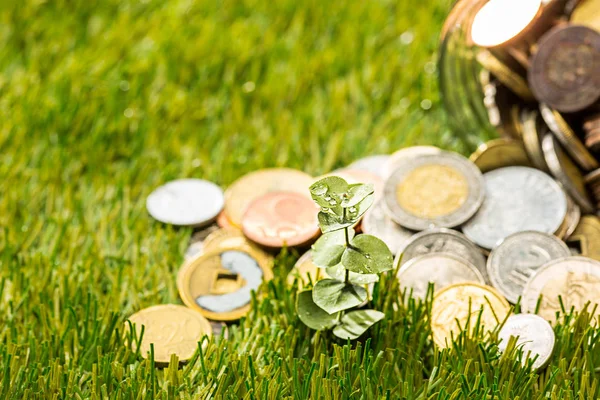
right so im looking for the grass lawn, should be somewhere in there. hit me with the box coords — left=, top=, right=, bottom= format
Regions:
left=1, top=0, right=599, bottom=398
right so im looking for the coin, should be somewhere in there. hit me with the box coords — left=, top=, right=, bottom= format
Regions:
left=177, top=246, right=273, bottom=321
left=201, top=228, right=272, bottom=259
left=224, top=168, right=314, bottom=227
left=559, top=196, right=581, bottom=241
left=529, top=25, right=600, bottom=113
left=286, top=251, right=325, bottom=289
left=241, top=191, right=320, bottom=248
left=542, top=134, right=595, bottom=214
left=216, top=211, right=234, bottom=229
left=470, top=0, right=542, bottom=47
left=126, top=304, right=212, bottom=364
left=383, top=146, right=442, bottom=178
left=184, top=225, right=220, bottom=261
left=431, top=283, right=510, bottom=348
left=398, top=228, right=487, bottom=281
left=540, top=104, right=598, bottom=172
left=498, top=314, right=555, bottom=370
left=462, top=167, right=567, bottom=250
left=361, top=200, right=412, bottom=255
left=521, top=109, right=550, bottom=172
left=487, top=231, right=570, bottom=304
left=384, top=152, right=484, bottom=231
left=476, top=50, right=534, bottom=101
left=347, top=155, right=390, bottom=178
left=571, top=0, right=600, bottom=31
left=571, top=216, right=600, bottom=261
left=469, top=138, right=531, bottom=173
left=146, top=179, right=224, bottom=227
left=397, top=253, right=484, bottom=301
left=522, top=256, right=600, bottom=322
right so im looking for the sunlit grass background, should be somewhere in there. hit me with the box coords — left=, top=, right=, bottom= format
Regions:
left=1, top=0, right=599, bottom=398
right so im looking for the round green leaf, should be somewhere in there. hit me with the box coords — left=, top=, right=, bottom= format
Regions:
left=313, top=279, right=367, bottom=314
left=309, top=177, right=349, bottom=208
left=317, top=211, right=353, bottom=233
left=341, top=183, right=375, bottom=208
left=332, top=309, right=385, bottom=340
left=296, top=290, right=339, bottom=330
left=325, top=264, right=379, bottom=284
left=312, top=229, right=355, bottom=267
left=342, top=234, right=393, bottom=274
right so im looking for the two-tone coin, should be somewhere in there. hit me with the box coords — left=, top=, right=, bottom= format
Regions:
left=529, top=25, right=600, bottom=113
left=146, top=179, right=224, bottom=227
left=242, top=191, right=320, bottom=248
left=178, top=246, right=273, bottom=321
left=398, top=228, right=487, bottom=281
left=224, top=168, right=314, bottom=227
left=522, top=256, right=600, bottom=322
left=462, top=167, right=567, bottom=250
left=487, top=231, right=570, bottom=304
left=540, top=104, right=598, bottom=172
left=361, top=200, right=413, bottom=255
left=542, top=134, right=595, bottom=214
left=397, top=253, right=484, bottom=300
left=469, top=139, right=531, bottom=173
left=431, top=283, right=510, bottom=348
left=497, top=314, right=555, bottom=370
left=383, top=146, right=442, bottom=178
left=384, top=152, right=484, bottom=231
left=347, top=155, right=390, bottom=178
left=126, top=304, right=212, bottom=364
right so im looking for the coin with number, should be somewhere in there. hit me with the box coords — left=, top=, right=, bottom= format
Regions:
left=397, top=253, right=484, bottom=300
left=146, top=179, right=224, bottom=227
left=529, top=25, right=600, bottom=113
left=224, top=168, right=314, bottom=227
left=498, top=314, right=555, bottom=370
left=242, top=191, right=320, bottom=248
left=126, top=304, right=212, bottom=364
left=178, top=247, right=273, bottom=321
left=522, top=256, right=600, bottom=322
left=542, top=134, right=595, bottom=214
left=398, top=228, right=487, bottom=281
left=361, top=200, right=413, bottom=255
left=384, top=152, right=484, bottom=231
left=487, top=231, right=570, bottom=304
left=431, top=283, right=510, bottom=348
left=462, top=167, right=567, bottom=250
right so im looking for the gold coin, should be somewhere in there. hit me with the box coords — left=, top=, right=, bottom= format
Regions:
left=125, top=304, right=212, bottom=364
left=469, top=139, right=531, bottom=173
left=397, top=165, right=468, bottom=219
left=286, top=251, right=325, bottom=289
left=224, top=168, right=314, bottom=227
left=521, top=109, right=549, bottom=172
left=571, top=216, right=600, bottom=261
left=178, top=246, right=273, bottom=321
left=431, top=283, right=510, bottom=348
left=476, top=50, right=534, bottom=101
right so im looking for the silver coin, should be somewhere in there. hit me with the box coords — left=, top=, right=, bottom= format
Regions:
left=498, top=314, right=555, bottom=370
left=398, top=228, right=487, bottom=281
left=348, top=155, right=390, bottom=178
left=462, top=167, right=567, bottom=250
left=362, top=200, right=413, bottom=255
left=541, top=134, right=595, bottom=214
left=383, top=152, right=484, bottom=231
left=383, top=146, right=443, bottom=178
left=147, top=179, right=224, bottom=227
left=487, top=231, right=570, bottom=304
left=521, top=256, right=600, bottom=320
left=397, top=253, right=484, bottom=300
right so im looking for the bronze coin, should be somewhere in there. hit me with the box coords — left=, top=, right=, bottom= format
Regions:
left=241, top=191, right=320, bottom=248
left=529, top=25, right=600, bottom=113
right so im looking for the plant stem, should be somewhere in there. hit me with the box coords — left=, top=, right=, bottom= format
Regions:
left=343, top=207, right=351, bottom=285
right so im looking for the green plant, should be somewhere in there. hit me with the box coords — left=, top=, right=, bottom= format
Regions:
left=296, top=176, right=394, bottom=339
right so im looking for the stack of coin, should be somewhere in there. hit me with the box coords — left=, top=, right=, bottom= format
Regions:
left=584, top=114, right=600, bottom=152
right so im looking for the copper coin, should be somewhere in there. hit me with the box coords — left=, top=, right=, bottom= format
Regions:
left=529, top=25, right=600, bottom=113
left=241, top=191, right=320, bottom=248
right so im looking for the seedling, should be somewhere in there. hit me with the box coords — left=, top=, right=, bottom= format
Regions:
left=296, top=176, right=394, bottom=339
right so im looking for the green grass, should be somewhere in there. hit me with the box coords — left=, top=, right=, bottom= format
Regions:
left=0, top=0, right=599, bottom=398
